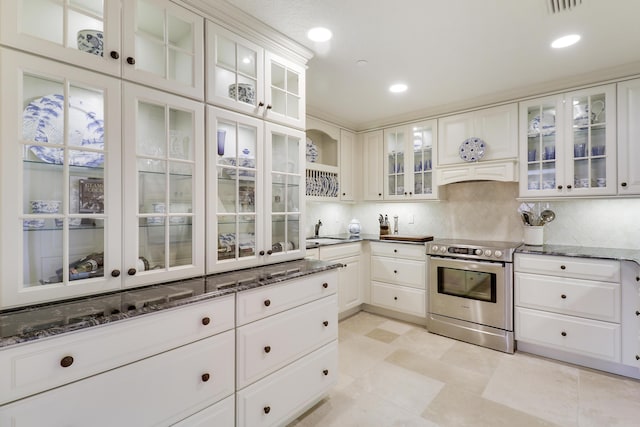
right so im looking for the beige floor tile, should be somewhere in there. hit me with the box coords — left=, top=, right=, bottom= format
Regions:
left=482, top=352, right=579, bottom=427
left=386, top=348, right=491, bottom=396
left=350, top=360, right=445, bottom=416
left=391, top=327, right=457, bottom=359
left=339, top=311, right=387, bottom=335
left=439, top=340, right=509, bottom=377
left=578, top=369, right=640, bottom=427
left=423, top=385, right=560, bottom=427
left=377, top=318, right=416, bottom=335
left=366, top=327, right=400, bottom=343
left=338, top=334, right=397, bottom=379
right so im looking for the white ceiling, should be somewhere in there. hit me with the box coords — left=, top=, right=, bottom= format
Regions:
left=219, top=0, right=640, bottom=131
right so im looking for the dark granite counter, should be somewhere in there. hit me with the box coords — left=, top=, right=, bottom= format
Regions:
left=0, top=259, right=341, bottom=349
left=517, top=244, right=640, bottom=266
left=306, top=233, right=429, bottom=249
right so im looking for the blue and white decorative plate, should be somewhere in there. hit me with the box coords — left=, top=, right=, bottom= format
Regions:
left=459, top=137, right=486, bottom=162
left=23, top=94, right=105, bottom=167
left=528, top=112, right=555, bottom=136
left=306, top=137, right=318, bottom=163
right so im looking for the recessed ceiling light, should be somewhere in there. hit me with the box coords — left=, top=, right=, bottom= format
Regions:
left=307, top=27, right=332, bottom=42
left=551, top=34, right=581, bottom=48
left=389, top=83, right=408, bottom=93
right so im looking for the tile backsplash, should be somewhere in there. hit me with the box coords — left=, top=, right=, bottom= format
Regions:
left=306, top=181, right=640, bottom=250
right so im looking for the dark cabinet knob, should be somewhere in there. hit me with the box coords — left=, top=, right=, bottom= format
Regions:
left=264, top=346, right=271, bottom=353
left=394, top=296, right=398, bottom=300
left=393, top=270, right=398, bottom=274
left=636, top=355, right=640, bottom=361
left=409, top=192, right=413, bottom=195
left=323, top=369, right=329, bottom=376
left=342, top=192, right=346, bottom=196
left=560, top=265, right=566, bottom=270
left=635, top=310, right=639, bottom=316
left=126, top=56, right=135, bottom=65
left=60, top=356, right=74, bottom=368
left=264, top=406, right=271, bottom=414
left=201, top=317, right=210, bottom=326
left=323, top=321, right=329, bottom=327
left=621, top=182, right=628, bottom=187
left=267, top=250, right=273, bottom=255
left=404, top=192, right=408, bottom=195
left=110, top=51, right=120, bottom=59
left=394, top=249, right=398, bottom=253
left=264, top=299, right=271, bottom=307
left=561, top=331, right=567, bottom=337
left=557, top=185, right=563, bottom=190
left=258, top=101, right=265, bottom=107
left=378, top=193, right=382, bottom=197
left=127, top=268, right=137, bottom=276
left=266, top=104, right=272, bottom=110
left=201, top=373, right=210, bottom=382
left=111, top=269, right=120, bottom=277
left=561, top=294, right=567, bottom=299
left=259, top=250, right=265, bottom=256
left=636, top=276, right=639, bottom=282
left=322, top=282, right=328, bottom=289
left=567, top=185, right=572, bottom=189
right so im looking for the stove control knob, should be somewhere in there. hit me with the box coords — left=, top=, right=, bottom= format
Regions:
left=440, top=246, right=447, bottom=253
left=431, top=245, right=438, bottom=253
left=494, top=250, right=503, bottom=258
left=474, top=249, right=482, bottom=255
left=484, top=249, right=492, bottom=257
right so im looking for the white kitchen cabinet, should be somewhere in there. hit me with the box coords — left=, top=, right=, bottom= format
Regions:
left=0, top=49, right=122, bottom=308
left=0, top=0, right=122, bottom=76
left=0, top=330, right=235, bottom=427
left=519, top=84, right=617, bottom=197
left=362, top=130, right=384, bottom=200
left=122, top=0, right=205, bottom=99
left=173, top=395, right=235, bottom=427
left=437, top=103, right=518, bottom=166
left=207, top=21, right=305, bottom=129
left=384, top=120, right=438, bottom=200
left=207, top=107, right=305, bottom=273
left=617, top=78, right=640, bottom=195
left=369, top=242, right=426, bottom=317
left=122, top=82, right=205, bottom=288
left=339, top=129, right=357, bottom=201
left=319, top=243, right=363, bottom=316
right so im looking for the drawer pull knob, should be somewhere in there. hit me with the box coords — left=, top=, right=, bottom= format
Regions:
left=201, top=317, right=210, bottom=326
left=110, top=51, right=120, bottom=59
left=394, top=296, right=398, bottom=300
left=264, top=346, right=271, bottom=353
left=111, top=269, right=120, bottom=277
left=561, top=294, right=567, bottom=299
left=259, top=250, right=265, bottom=256
left=201, top=373, right=210, bottom=382
left=127, top=268, right=137, bottom=276
left=394, top=249, right=398, bottom=253
left=323, top=369, right=329, bottom=376
left=322, top=282, right=328, bottom=289
left=636, top=355, right=640, bottom=361
left=126, top=56, right=135, bottom=65
left=264, top=299, right=271, bottom=307
left=636, top=276, right=639, bottom=282
left=323, top=321, right=329, bottom=327
left=561, top=331, right=567, bottom=337
left=560, top=265, right=566, bottom=270
left=60, top=356, right=74, bottom=368
left=635, top=311, right=639, bottom=316
left=264, top=406, right=271, bottom=414
left=394, top=270, right=398, bottom=274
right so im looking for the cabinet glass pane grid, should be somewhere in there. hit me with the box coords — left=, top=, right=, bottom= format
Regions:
left=21, top=77, right=107, bottom=287
left=271, top=135, right=301, bottom=252
left=412, top=126, right=433, bottom=195
left=215, top=35, right=258, bottom=106
left=572, top=94, right=607, bottom=189
left=387, top=131, right=405, bottom=196
left=526, top=104, right=557, bottom=191
left=270, top=62, right=300, bottom=118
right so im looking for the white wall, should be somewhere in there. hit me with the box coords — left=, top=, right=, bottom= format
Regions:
left=305, top=181, right=640, bottom=250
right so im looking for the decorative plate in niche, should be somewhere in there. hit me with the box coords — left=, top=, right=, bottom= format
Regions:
left=459, top=137, right=485, bottom=162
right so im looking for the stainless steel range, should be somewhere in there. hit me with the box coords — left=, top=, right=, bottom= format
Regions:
left=426, top=239, right=522, bottom=353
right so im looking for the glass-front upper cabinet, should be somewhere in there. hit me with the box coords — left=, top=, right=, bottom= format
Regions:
left=0, top=0, right=122, bottom=76
left=207, top=107, right=263, bottom=273
left=0, top=49, right=122, bottom=309
left=264, top=122, right=305, bottom=261
left=264, top=52, right=306, bottom=129
left=519, top=84, right=616, bottom=198
left=123, top=0, right=204, bottom=100
left=383, top=120, right=438, bottom=200
left=122, top=82, right=205, bottom=288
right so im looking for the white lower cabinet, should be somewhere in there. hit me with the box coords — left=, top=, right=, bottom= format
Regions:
left=318, top=242, right=362, bottom=315
left=371, top=281, right=426, bottom=317
left=0, top=330, right=235, bottom=426
left=173, top=395, right=235, bottom=427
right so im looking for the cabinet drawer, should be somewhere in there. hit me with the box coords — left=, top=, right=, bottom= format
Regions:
left=515, top=254, right=620, bottom=282
left=173, top=395, right=235, bottom=427
left=515, top=273, right=620, bottom=322
left=236, top=271, right=337, bottom=326
left=320, top=242, right=361, bottom=260
left=0, top=295, right=235, bottom=405
left=236, top=294, right=337, bottom=389
left=515, top=307, right=621, bottom=362
left=371, top=255, right=425, bottom=289
left=0, top=331, right=235, bottom=426
left=236, top=340, right=338, bottom=427
left=370, top=242, right=425, bottom=260
left=371, top=282, right=426, bottom=316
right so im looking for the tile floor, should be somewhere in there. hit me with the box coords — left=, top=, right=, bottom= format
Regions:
left=290, top=312, right=640, bottom=427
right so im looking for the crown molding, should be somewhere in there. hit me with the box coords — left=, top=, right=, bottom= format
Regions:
left=177, top=0, right=314, bottom=65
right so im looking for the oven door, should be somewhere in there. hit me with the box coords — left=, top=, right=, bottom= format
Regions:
left=428, top=256, right=512, bottom=330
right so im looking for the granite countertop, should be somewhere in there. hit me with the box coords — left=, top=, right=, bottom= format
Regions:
left=306, top=233, right=429, bottom=249
left=517, top=244, right=640, bottom=266
left=0, top=259, right=341, bottom=349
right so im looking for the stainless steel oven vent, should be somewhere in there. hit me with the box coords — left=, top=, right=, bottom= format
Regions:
left=547, top=0, right=583, bottom=14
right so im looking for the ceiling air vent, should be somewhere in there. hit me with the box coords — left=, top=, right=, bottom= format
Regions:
left=548, top=0, right=583, bottom=14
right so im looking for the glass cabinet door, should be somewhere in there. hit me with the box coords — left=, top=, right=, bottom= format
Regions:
left=521, top=95, right=563, bottom=197
left=207, top=107, right=263, bottom=272
left=265, top=52, right=306, bottom=129
left=206, top=21, right=265, bottom=115
left=384, top=127, right=406, bottom=198
left=265, top=123, right=304, bottom=260
left=123, top=83, right=204, bottom=288
left=0, top=49, right=121, bottom=308
left=123, top=0, right=204, bottom=99
left=565, top=85, right=616, bottom=195
left=411, top=120, right=437, bottom=198
left=0, top=0, right=121, bottom=76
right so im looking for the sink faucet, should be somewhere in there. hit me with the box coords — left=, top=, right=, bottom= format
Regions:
left=314, top=219, right=322, bottom=238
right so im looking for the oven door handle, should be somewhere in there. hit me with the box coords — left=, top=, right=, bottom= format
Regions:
left=428, top=256, right=506, bottom=272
